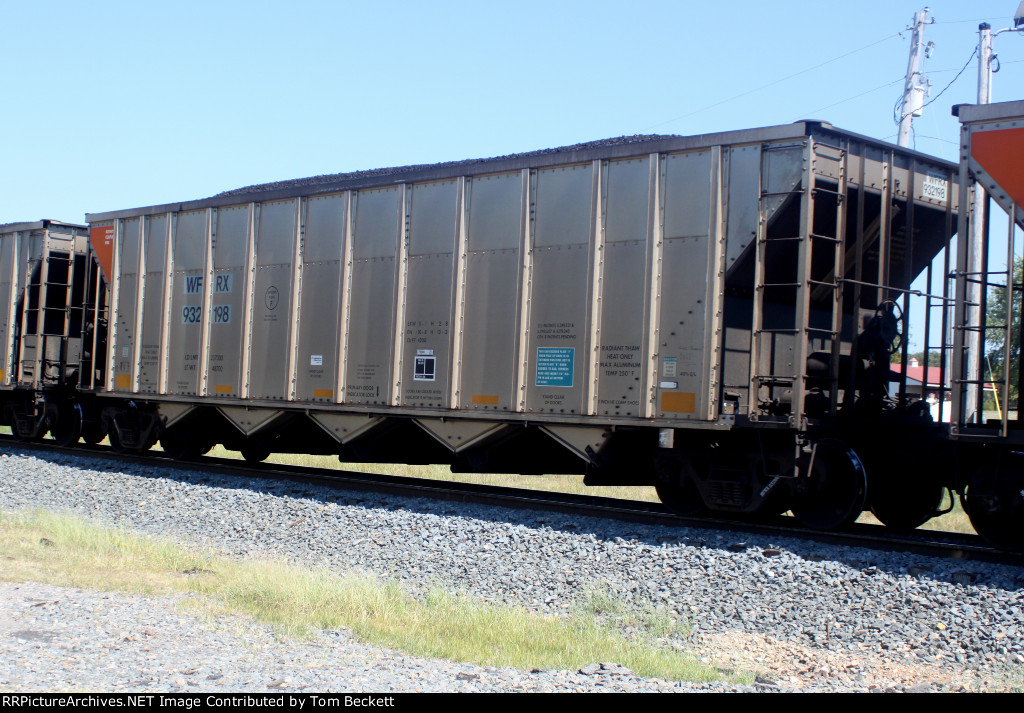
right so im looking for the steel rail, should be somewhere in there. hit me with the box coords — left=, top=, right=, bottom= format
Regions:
left=2, top=435, right=1021, bottom=567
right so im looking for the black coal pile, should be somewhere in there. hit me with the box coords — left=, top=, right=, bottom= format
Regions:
left=214, top=134, right=680, bottom=198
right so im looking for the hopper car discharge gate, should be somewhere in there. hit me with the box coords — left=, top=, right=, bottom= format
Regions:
left=11, top=114, right=1024, bottom=548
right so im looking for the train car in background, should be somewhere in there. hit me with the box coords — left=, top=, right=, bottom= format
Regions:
left=0, top=220, right=97, bottom=445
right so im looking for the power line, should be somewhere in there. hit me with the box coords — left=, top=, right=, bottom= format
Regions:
left=914, top=135, right=960, bottom=146
left=646, top=32, right=902, bottom=130
left=895, top=46, right=978, bottom=127
left=794, top=77, right=905, bottom=121
left=928, top=57, right=1024, bottom=74
left=932, top=17, right=1005, bottom=25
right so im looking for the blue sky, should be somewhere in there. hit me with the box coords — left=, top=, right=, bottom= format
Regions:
left=3, top=0, right=1022, bottom=224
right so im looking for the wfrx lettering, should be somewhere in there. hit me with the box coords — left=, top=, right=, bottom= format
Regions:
left=183, top=274, right=232, bottom=294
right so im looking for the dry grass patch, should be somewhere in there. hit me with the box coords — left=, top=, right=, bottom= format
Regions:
left=0, top=509, right=212, bottom=593
left=0, top=509, right=740, bottom=684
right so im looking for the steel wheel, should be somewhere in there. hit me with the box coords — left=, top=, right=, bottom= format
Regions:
left=49, top=404, right=82, bottom=448
left=870, top=481, right=944, bottom=532
left=867, top=447, right=945, bottom=531
left=241, top=442, right=271, bottom=463
left=160, top=428, right=204, bottom=460
left=80, top=420, right=106, bottom=446
left=655, top=474, right=707, bottom=517
left=965, top=465, right=1024, bottom=551
left=791, top=440, right=867, bottom=530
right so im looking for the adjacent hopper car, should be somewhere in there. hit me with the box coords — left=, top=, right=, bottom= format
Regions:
left=3, top=102, right=1023, bottom=548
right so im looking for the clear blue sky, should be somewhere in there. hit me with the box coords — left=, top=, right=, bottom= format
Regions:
left=4, top=0, right=1024, bottom=354
left=4, top=0, right=1022, bottom=224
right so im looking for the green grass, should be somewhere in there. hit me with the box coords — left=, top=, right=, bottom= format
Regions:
left=0, top=508, right=739, bottom=683
left=576, top=583, right=679, bottom=641
left=207, top=444, right=664, bottom=503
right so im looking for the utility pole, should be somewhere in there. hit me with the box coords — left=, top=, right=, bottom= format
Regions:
left=978, top=23, right=994, bottom=104
left=897, top=8, right=933, bottom=147
left=966, top=23, right=993, bottom=423
left=964, top=7, right=1024, bottom=424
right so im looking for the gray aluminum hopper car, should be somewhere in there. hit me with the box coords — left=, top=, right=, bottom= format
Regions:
left=0, top=220, right=95, bottom=444
left=76, top=121, right=960, bottom=532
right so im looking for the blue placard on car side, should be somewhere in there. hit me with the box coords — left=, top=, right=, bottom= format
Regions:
left=536, top=347, right=574, bottom=387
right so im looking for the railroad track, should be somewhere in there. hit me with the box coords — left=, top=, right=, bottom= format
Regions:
left=2, top=434, right=1021, bottom=567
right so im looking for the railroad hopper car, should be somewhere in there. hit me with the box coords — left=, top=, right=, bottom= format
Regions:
left=73, top=119, right=964, bottom=534
left=0, top=221, right=97, bottom=444
left=13, top=111, right=1024, bottom=546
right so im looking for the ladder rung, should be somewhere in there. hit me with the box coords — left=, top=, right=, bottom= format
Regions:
left=764, top=142, right=808, bottom=151
left=811, top=187, right=845, bottom=199
left=954, top=431, right=1007, bottom=440
left=760, top=191, right=804, bottom=199
left=756, top=379, right=797, bottom=387
left=954, top=324, right=1004, bottom=332
left=964, top=278, right=1012, bottom=289
left=759, top=236, right=803, bottom=243
left=813, top=142, right=845, bottom=154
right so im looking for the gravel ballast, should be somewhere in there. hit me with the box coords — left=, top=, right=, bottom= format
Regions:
left=1, top=447, right=1022, bottom=693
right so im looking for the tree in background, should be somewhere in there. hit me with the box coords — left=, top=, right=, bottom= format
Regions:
left=890, top=350, right=942, bottom=366
left=985, top=257, right=1023, bottom=411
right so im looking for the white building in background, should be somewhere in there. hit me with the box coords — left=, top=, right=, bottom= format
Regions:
left=889, top=357, right=951, bottom=422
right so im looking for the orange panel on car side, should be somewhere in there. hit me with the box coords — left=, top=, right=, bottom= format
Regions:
left=972, top=126, right=1024, bottom=209
left=89, top=225, right=116, bottom=281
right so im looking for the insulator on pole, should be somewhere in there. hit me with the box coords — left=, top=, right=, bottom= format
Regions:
left=897, top=8, right=932, bottom=148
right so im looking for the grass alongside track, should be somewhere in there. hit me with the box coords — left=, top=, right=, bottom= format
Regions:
left=0, top=509, right=740, bottom=684
left=222, top=446, right=665, bottom=504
